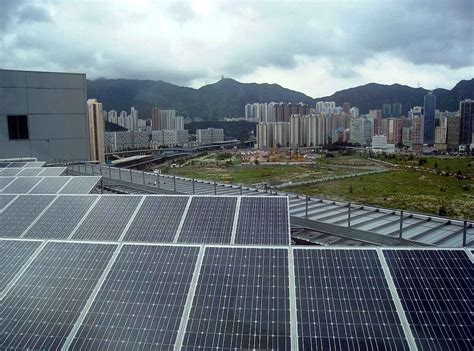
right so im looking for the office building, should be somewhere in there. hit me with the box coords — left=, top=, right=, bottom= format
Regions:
left=446, top=116, right=461, bottom=149
left=459, top=99, right=473, bottom=145
left=350, top=117, right=372, bottom=145
left=368, top=109, right=382, bottom=135
left=0, top=69, right=90, bottom=161
left=423, top=92, right=436, bottom=144
left=382, top=102, right=402, bottom=118
left=86, top=99, right=105, bottom=162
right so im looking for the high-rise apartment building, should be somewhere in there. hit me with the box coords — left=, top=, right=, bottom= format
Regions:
left=350, top=117, right=372, bottom=145
left=130, top=107, right=138, bottom=131
left=176, top=116, right=184, bottom=131
left=459, top=99, right=473, bottom=145
left=446, top=116, right=460, bottom=149
left=382, top=102, right=402, bottom=118
left=423, top=92, right=436, bottom=144
left=87, top=99, right=105, bottom=162
left=152, top=107, right=160, bottom=130
left=108, top=110, right=118, bottom=124
left=342, top=102, right=350, bottom=115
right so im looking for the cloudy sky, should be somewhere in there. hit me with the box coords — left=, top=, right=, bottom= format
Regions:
left=1, top=0, right=473, bottom=97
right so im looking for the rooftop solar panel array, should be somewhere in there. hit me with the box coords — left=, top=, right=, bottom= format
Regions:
left=0, top=242, right=117, bottom=350
left=124, top=196, right=189, bottom=242
left=182, top=246, right=292, bottom=350
left=28, top=176, right=70, bottom=194
left=0, top=195, right=55, bottom=237
left=72, top=195, right=142, bottom=241
left=6, top=161, right=28, bottom=168
left=236, top=196, right=290, bottom=245
left=24, top=195, right=99, bottom=239
left=294, top=249, right=409, bottom=350
left=0, top=239, right=42, bottom=293
left=16, top=168, right=45, bottom=176
left=0, top=177, right=43, bottom=194
left=384, top=249, right=473, bottom=350
left=0, top=168, right=23, bottom=176
left=58, top=176, right=100, bottom=194
left=179, top=197, right=237, bottom=244
left=69, top=244, right=200, bottom=350
left=0, top=177, right=15, bottom=190
left=0, top=194, right=16, bottom=211
left=39, top=167, right=66, bottom=176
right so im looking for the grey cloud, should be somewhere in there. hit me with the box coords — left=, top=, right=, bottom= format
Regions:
left=17, top=5, right=53, bottom=24
left=167, top=2, right=197, bottom=22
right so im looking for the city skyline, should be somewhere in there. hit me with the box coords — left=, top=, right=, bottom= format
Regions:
left=1, top=0, right=472, bottom=97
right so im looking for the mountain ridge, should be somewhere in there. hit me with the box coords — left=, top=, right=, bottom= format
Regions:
left=87, top=77, right=474, bottom=119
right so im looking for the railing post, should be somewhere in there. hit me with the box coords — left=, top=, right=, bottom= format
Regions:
left=192, top=178, right=195, bottom=195
left=240, top=185, right=242, bottom=195
left=348, top=202, right=351, bottom=228
left=173, top=175, right=176, bottom=192
left=100, top=177, right=104, bottom=194
left=305, top=196, right=309, bottom=219
left=119, top=167, right=121, bottom=181
left=130, top=168, right=132, bottom=182
left=143, top=170, right=145, bottom=185
left=108, top=165, right=111, bottom=179
left=462, top=220, right=467, bottom=247
left=99, top=164, right=102, bottom=176
left=214, top=181, right=217, bottom=195
left=399, top=210, right=404, bottom=238
left=157, top=174, right=160, bottom=189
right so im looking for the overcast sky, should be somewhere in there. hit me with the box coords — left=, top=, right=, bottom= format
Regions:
left=1, top=0, right=473, bottom=97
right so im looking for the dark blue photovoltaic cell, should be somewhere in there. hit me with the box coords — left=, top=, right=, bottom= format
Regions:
left=294, top=249, right=409, bottom=350
left=0, top=242, right=116, bottom=350
left=7, top=162, right=28, bottom=168
left=0, top=178, right=15, bottom=190
left=0, top=168, right=23, bottom=176
left=38, top=167, right=66, bottom=176
left=182, top=247, right=291, bottom=350
left=29, top=176, right=70, bottom=194
left=58, top=176, right=100, bottom=194
left=0, top=239, right=41, bottom=292
left=17, top=168, right=44, bottom=176
left=384, top=249, right=473, bottom=351
left=70, top=245, right=199, bottom=350
left=235, top=197, right=289, bottom=245
left=0, top=177, right=42, bottom=194
left=178, top=197, right=237, bottom=244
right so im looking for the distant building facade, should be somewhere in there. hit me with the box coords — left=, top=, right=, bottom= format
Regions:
left=196, top=128, right=224, bottom=145
left=423, top=92, right=436, bottom=144
left=459, top=99, right=473, bottom=146
left=87, top=99, right=105, bottom=162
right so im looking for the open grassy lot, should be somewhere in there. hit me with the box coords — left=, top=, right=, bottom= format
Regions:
left=162, top=163, right=351, bottom=186
left=283, top=170, right=474, bottom=220
left=374, top=155, right=474, bottom=176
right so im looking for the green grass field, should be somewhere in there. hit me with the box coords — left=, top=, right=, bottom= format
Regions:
left=283, top=170, right=474, bottom=220
left=162, top=163, right=351, bottom=186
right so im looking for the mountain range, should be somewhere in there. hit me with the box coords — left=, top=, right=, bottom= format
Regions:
left=87, top=77, right=474, bottom=120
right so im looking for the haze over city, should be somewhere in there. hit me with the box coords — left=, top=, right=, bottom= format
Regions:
left=1, top=0, right=473, bottom=97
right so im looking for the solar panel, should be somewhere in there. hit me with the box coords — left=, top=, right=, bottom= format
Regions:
left=6, top=162, right=28, bottom=168
left=0, top=177, right=15, bottom=190
left=0, top=194, right=16, bottom=211
left=72, top=195, right=142, bottom=241
left=25, top=161, right=46, bottom=168
left=293, top=248, right=409, bottom=350
left=0, top=195, right=55, bottom=237
left=182, top=246, right=291, bottom=350
left=24, top=195, right=98, bottom=239
left=178, top=197, right=237, bottom=244
left=0, top=168, right=23, bottom=176
left=58, top=176, right=100, bottom=194
left=0, top=162, right=11, bottom=168
left=0, top=239, right=42, bottom=292
left=124, top=196, right=189, bottom=242
left=0, top=177, right=43, bottom=194
left=384, top=249, right=473, bottom=350
left=235, top=196, right=290, bottom=245
left=69, top=244, right=200, bottom=350
left=17, top=168, right=45, bottom=176
left=0, top=241, right=117, bottom=350
left=39, top=167, right=66, bottom=176
left=29, top=176, right=70, bottom=194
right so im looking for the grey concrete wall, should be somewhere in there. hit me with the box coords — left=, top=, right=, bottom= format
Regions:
left=0, top=69, right=90, bottom=161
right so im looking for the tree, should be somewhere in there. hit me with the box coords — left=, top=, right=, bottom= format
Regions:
left=438, top=204, right=447, bottom=216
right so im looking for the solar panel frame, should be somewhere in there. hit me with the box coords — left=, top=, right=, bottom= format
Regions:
left=293, top=247, right=410, bottom=350
left=0, top=194, right=17, bottom=211
left=181, top=245, right=292, bottom=350
left=124, top=195, right=190, bottom=243
left=0, top=176, right=43, bottom=194
left=29, top=176, right=71, bottom=194
left=0, top=239, right=42, bottom=293
left=58, top=176, right=101, bottom=194
left=23, top=195, right=99, bottom=239
left=235, top=196, right=290, bottom=245
left=6, top=162, right=28, bottom=168
left=383, top=248, right=473, bottom=351
left=0, top=241, right=117, bottom=350
left=71, top=195, right=143, bottom=241
left=0, top=177, right=15, bottom=191
left=178, top=196, right=238, bottom=244
left=24, top=161, right=46, bottom=168
left=0, top=162, right=11, bottom=168
left=69, top=244, right=201, bottom=350
left=0, top=195, right=55, bottom=237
